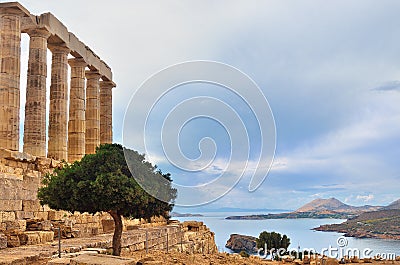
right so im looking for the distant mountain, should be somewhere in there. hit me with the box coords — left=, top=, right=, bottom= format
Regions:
left=226, top=197, right=382, bottom=220
left=295, top=198, right=348, bottom=212
left=295, top=198, right=381, bottom=213
left=384, top=199, right=400, bottom=210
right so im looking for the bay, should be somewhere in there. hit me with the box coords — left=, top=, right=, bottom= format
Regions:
left=175, top=212, right=400, bottom=258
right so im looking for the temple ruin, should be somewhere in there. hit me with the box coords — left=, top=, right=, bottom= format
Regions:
left=0, top=2, right=116, bottom=162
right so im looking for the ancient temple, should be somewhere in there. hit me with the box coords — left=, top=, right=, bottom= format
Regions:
left=0, top=2, right=116, bottom=162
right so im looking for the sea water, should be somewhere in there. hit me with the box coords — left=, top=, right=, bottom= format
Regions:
left=175, top=212, right=400, bottom=258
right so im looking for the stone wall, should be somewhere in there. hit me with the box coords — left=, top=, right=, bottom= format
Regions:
left=0, top=148, right=167, bottom=249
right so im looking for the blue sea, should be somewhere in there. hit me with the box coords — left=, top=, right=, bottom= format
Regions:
left=175, top=212, right=400, bottom=258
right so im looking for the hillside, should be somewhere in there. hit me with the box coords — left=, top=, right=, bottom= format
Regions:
left=385, top=199, right=400, bottom=210
left=295, top=198, right=381, bottom=213
left=226, top=198, right=382, bottom=220
left=314, top=209, right=400, bottom=240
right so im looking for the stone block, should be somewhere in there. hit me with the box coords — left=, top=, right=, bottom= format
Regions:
left=0, top=174, right=23, bottom=200
left=22, top=200, right=41, bottom=212
left=18, top=232, right=28, bottom=245
left=38, top=231, right=54, bottom=243
left=15, top=210, right=34, bottom=219
left=101, top=219, right=114, bottom=233
left=22, top=188, right=37, bottom=200
left=48, top=210, right=64, bottom=221
left=5, top=220, right=24, bottom=232
left=39, top=220, right=52, bottom=231
left=22, top=173, right=40, bottom=191
left=24, top=231, right=40, bottom=245
left=4, top=150, right=36, bottom=162
left=0, top=199, right=22, bottom=211
left=1, top=211, right=16, bottom=222
left=36, top=157, right=52, bottom=167
left=6, top=234, right=20, bottom=247
left=0, top=233, right=6, bottom=249
left=33, top=209, right=49, bottom=221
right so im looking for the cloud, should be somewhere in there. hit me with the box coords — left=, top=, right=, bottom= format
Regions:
left=356, top=194, right=374, bottom=202
left=372, top=81, right=400, bottom=92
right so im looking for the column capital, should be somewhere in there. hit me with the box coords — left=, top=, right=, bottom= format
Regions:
left=100, top=80, right=116, bottom=89
left=48, top=44, right=70, bottom=54
left=26, top=28, right=51, bottom=39
left=85, top=70, right=101, bottom=80
left=68, top=57, right=87, bottom=68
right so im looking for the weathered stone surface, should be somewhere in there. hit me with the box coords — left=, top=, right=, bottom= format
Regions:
left=22, top=200, right=41, bottom=212
left=38, top=230, right=54, bottom=243
left=0, top=173, right=23, bottom=200
left=15, top=210, right=34, bottom=219
left=2, top=150, right=36, bottom=162
left=70, top=253, right=135, bottom=265
left=101, top=219, right=114, bottom=233
left=23, top=28, right=51, bottom=157
left=48, top=210, right=66, bottom=221
left=0, top=199, right=22, bottom=211
left=33, top=211, right=49, bottom=220
left=85, top=70, right=101, bottom=154
left=0, top=232, right=7, bottom=249
left=24, top=231, right=40, bottom=245
left=3, top=220, right=26, bottom=233
left=47, top=45, right=70, bottom=161
left=6, top=234, right=20, bottom=247
left=100, top=81, right=115, bottom=144
left=1, top=211, right=16, bottom=222
left=68, top=58, right=87, bottom=162
left=0, top=12, right=22, bottom=151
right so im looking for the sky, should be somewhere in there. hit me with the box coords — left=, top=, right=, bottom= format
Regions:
left=16, top=0, right=400, bottom=210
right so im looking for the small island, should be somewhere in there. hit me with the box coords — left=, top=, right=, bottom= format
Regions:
left=171, top=212, right=204, bottom=217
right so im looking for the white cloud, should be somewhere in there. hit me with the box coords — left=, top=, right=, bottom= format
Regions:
left=356, top=194, right=374, bottom=202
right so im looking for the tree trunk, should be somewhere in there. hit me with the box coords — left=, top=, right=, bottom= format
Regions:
left=109, top=210, right=123, bottom=256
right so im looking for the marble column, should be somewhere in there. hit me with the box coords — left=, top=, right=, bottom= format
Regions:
left=68, top=58, right=87, bottom=162
left=85, top=70, right=101, bottom=154
left=100, top=81, right=115, bottom=144
left=23, top=28, right=51, bottom=157
left=0, top=10, right=23, bottom=151
left=48, top=45, right=70, bottom=161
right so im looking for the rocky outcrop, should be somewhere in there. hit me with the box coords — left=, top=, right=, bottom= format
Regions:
left=314, top=209, right=400, bottom=240
left=225, top=234, right=257, bottom=253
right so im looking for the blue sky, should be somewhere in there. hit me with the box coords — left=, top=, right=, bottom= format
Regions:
left=17, top=0, right=400, bottom=210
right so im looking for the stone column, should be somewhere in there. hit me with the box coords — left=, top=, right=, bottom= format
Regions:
left=23, top=28, right=51, bottom=157
left=0, top=10, right=23, bottom=151
left=68, top=58, right=87, bottom=162
left=48, top=45, right=70, bottom=161
left=85, top=70, right=101, bottom=154
left=100, top=81, right=115, bottom=144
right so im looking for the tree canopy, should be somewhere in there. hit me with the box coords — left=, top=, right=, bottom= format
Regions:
left=38, top=143, right=176, bottom=255
left=256, top=231, right=291, bottom=254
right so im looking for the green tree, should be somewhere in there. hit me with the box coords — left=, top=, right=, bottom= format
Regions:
left=38, top=144, right=176, bottom=256
left=256, top=231, right=291, bottom=254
